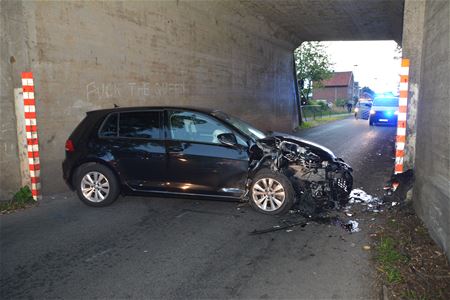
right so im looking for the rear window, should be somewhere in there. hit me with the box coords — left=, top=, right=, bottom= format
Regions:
left=119, top=111, right=161, bottom=139
left=99, top=113, right=118, bottom=137
left=373, top=97, right=399, bottom=107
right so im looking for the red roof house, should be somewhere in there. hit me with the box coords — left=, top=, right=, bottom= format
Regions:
left=312, top=71, right=355, bottom=103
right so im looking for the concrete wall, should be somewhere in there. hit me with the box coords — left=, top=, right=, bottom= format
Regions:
left=0, top=1, right=28, bottom=201
left=413, top=0, right=450, bottom=256
left=402, top=0, right=426, bottom=170
left=0, top=0, right=299, bottom=198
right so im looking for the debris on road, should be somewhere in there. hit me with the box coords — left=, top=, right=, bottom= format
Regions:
left=250, top=219, right=307, bottom=235
left=250, top=171, right=417, bottom=237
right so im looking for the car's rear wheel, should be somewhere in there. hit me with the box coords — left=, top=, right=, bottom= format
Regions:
left=74, top=163, right=119, bottom=207
left=250, top=169, right=295, bottom=215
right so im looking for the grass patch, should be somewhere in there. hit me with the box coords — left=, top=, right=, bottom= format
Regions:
left=0, top=186, right=36, bottom=213
left=298, top=114, right=351, bottom=130
left=376, top=237, right=407, bottom=283
left=371, top=203, right=450, bottom=299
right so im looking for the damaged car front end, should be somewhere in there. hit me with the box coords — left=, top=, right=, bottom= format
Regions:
left=212, top=111, right=353, bottom=215
left=244, top=134, right=353, bottom=214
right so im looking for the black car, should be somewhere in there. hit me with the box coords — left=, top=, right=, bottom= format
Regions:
left=63, top=107, right=353, bottom=214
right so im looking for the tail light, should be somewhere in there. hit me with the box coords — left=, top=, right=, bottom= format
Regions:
left=65, top=139, right=75, bottom=152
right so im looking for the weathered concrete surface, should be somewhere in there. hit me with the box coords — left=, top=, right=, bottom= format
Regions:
left=241, top=0, right=404, bottom=42
left=0, top=1, right=299, bottom=197
left=402, top=0, right=426, bottom=170
left=413, top=0, right=450, bottom=257
left=0, top=1, right=32, bottom=200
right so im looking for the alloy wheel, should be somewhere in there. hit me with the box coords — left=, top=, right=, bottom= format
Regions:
left=252, top=178, right=286, bottom=212
left=81, top=171, right=110, bottom=202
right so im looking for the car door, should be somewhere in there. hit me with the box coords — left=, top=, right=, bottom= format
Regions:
left=164, top=109, right=249, bottom=197
left=360, top=102, right=372, bottom=120
left=99, top=110, right=166, bottom=191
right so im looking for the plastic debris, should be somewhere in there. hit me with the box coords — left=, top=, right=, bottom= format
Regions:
left=349, top=189, right=376, bottom=203
left=347, top=220, right=361, bottom=233
left=363, top=245, right=371, bottom=250
left=348, top=188, right=384, bottom=213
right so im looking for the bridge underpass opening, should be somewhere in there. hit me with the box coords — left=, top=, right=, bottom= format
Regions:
left=294, top=39, right=404, bottom=171
left=1, top=0, right=448, bottom=256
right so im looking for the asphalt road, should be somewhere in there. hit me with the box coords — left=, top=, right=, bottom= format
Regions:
left=1, top=117, right=396, bottom=299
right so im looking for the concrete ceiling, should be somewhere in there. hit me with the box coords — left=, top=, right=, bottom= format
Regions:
left=241, top=0, right=404, bottom=45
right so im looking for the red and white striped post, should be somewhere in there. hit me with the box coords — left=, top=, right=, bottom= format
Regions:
left=21, top=72, right=41, bottom=200
left=395, top=59, right=410, bottom=174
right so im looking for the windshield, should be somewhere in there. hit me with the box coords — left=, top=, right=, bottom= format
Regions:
left=213, top=111, right=267, bottom=140
left=373, top=97, right=399, bottom=107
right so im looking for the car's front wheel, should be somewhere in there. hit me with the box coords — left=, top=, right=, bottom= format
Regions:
left=74, top=163, right=120, bottom=207
left=249, top=169, right=295, bottom=215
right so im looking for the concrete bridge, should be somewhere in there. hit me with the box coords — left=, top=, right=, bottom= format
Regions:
left=1, top=0, right=448, bottom=255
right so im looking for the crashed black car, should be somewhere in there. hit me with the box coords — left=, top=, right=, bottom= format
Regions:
left=63, top=107, right=352, bottom=214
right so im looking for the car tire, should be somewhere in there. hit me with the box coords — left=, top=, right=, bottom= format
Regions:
left=249, top=168, right=295, bottom=215
left=74, top=163, right=120, bottom=207
left=369, top=119, right=374, bottom=126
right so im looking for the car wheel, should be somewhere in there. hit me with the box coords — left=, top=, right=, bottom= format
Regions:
left=249, top=169, right=295, bottom=215
left=74, top=163, right=120, bottom=207
left=369, top=119, right=374, bottom=126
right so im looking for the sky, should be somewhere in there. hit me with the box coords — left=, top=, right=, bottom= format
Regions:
left=321, top=40, right=402, bottom=94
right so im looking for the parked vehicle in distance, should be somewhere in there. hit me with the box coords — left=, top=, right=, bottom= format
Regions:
left=63, top=107, right=352, bottom=214
left=369, top=96, right=399, bottom=126
left=354, top=99, right=372, bottom=120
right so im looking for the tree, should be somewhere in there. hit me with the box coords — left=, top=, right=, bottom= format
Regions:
left=294, top=42, right=333, bottom=103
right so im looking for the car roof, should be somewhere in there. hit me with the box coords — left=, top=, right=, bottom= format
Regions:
left=87, top=106, right=217, bottom=115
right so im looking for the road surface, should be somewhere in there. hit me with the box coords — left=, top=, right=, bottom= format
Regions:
left=1, top=117, right=396, bottom=299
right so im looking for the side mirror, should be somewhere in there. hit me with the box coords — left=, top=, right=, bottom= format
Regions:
left=217, top=133, right=238, bottom=147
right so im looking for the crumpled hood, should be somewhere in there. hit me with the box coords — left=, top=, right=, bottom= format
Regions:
left=262, top=132, right=337, bottom=161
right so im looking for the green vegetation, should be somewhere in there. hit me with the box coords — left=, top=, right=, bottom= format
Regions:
left=402, top=290, right=428, bottom=300
left=298, top=114, right=350, bottom=130
left=334, top=98, right=347, bottom=108
left=0, top=186, right=35, bottom=212
left=294, top=42, right=334, bottom=102
left=376, top=237, right=408, bottom=283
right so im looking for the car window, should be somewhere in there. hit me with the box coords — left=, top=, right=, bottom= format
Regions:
left=373, top=98, right=398, bottom=107
left=99, top=113, right=118, bottom=137
left=168, top=111, right=235, bottom=145
left=119, top=111, right=161, bottom=139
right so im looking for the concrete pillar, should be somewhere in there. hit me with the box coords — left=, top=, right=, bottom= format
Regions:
left=401, top=0, right=426, bottom=170
left=412, top=0, right=450, bottom=257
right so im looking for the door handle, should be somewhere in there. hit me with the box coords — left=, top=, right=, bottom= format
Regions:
left=168, top=147, right=184, bottom=157
left=168, top=146, right=184, bottom=153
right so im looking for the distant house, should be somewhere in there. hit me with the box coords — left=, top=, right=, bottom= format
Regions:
left=312, top=71, right=355, bottom=103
